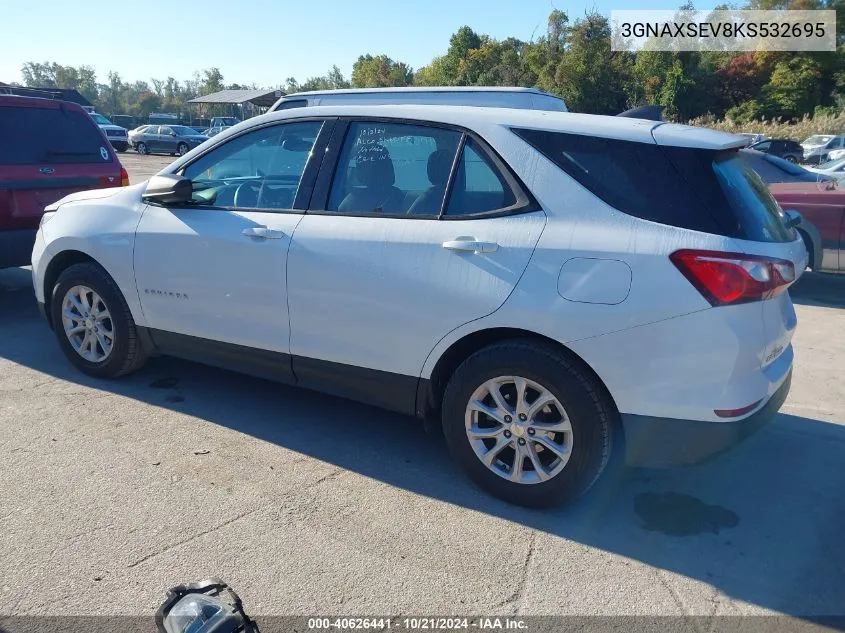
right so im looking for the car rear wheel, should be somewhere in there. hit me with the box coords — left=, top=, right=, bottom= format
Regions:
left=136, top=142, right=149, bottom=155
left=50, top=262, right=148, bottom=379
left=785, top=155, right=798, bottom=163
left=441, top=339, right=618, bottom=507
left=177, top=142, right=189, bottom=156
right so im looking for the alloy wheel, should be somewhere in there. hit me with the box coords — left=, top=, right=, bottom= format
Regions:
left=61, top=285, right=114, bottom=363
left=464, top=375, right=573, bottom=484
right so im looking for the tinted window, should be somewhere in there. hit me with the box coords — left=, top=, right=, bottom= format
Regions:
left=753, top=141, right=771, bottom=151
left=328, top=121, right=461, bottom=215
left=182, top=121, right=323, bottom=210
left=514, top=128, right=724, bottom=234
left=276, top=100, right=307, bottom=110
left=446, top=139, right=516, bottom=216
left=0, top=105, right=112, bottom=165
left=711, top=154, right=791, bottom=242
left=515, top=128, right=792, bottom=242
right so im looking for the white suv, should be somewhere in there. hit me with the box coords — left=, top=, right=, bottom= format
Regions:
left=89, top=112, right=129, bottom=152
left=31, top=105, right=806, bottom=507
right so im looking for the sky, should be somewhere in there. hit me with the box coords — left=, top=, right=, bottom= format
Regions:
left=1, top=0, right=714, bottom=88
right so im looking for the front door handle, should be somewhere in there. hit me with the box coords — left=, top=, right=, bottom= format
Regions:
left=442, top=238, right=499, bottom=254
left=242, top=226, right=285, bottom=239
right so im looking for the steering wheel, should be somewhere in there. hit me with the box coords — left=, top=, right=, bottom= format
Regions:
left=233, top=181, right=264, bottom=208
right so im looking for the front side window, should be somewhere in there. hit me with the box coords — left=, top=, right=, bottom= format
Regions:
left=182, top=121, right=323, bottom=210
left=160, top=126, right=174, bottom=136
left=327, top=122, right=461, bottom=216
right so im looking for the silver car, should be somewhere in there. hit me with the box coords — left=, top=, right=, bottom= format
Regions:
left=130, top=125, right=209, bottom=156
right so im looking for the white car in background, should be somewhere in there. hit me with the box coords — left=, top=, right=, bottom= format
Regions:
left=31, top=105, right=804, bottom=507
left=825, top=148, right=845, bottom=162
left=801, top=134, right=845, bottom=165
left=89, top=112, right=128, bottom=152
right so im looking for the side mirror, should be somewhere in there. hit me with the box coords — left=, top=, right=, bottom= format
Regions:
left=170, top=132, right=177, bottom=136
left=142, top=174, right=193, bottom=206
left=783, top=209, right=802, bottom=229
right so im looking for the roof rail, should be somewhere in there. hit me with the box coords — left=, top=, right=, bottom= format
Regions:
left=0, top=85, right=62, bottom=100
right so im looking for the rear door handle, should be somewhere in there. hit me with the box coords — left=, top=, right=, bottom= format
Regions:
left=442, top=238, right=499, bottom=254
left=242, top=226, right=285, bottom=239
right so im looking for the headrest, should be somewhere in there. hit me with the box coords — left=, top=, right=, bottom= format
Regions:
left=427, top=149, right=454, bottom=186
left=354, top=144, right=395, bottom=187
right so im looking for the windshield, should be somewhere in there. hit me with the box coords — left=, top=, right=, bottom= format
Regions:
left=172, top=125, right=200, bottom=136
left=91, top=113, right=112, bottom=125
left=803, top=135, right=833, bottom=146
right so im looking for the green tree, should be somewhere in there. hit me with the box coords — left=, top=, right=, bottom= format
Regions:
left=764, top=56, right=824, bottom=119
left=351, top=54, right=413, bottom=87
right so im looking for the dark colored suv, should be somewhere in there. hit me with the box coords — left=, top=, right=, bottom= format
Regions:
left=748, top=139, right=804, bottom=163
left=0, top=95, right=128, bottom=268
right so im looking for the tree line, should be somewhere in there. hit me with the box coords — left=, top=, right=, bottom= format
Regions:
left=16, top=0, right=845, bottom=124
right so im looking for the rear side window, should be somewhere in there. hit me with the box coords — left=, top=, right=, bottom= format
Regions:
left=513, top=128, right=723, bottom=234
left=514, top=128, right=792, bottom=242
left=275, top=100, right=307, bottom=110
left=446, top=139, right=516, bottom=216
left=0, top=105, right=112, bottom=165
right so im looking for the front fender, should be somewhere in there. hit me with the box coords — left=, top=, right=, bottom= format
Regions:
left=37, top=191, right=147, bottom=326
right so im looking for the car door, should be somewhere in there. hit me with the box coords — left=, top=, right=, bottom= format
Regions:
left=142, top=126, right=159, bottom=151
left=158, top=126, right=177, bottom=153
left=286, top=119, right=546, bottom=413
left=133, top=118, right=333, bottom=378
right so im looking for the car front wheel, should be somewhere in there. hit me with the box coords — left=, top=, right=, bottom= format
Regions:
left=50, top=262, right=148, bottom=378
left=442, top=339, right=618, bottom=507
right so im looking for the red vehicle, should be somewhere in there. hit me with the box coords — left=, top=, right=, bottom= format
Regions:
left=769, top=182, right=845, bottom=274
left=0, top=94, right=129, bottom=268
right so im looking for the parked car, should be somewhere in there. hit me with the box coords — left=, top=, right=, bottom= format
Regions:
left=130, top=125, right=209, bottom=156
left=807, top=156, right=845, bottom=178
left=748, top=138, right=803, bottom=163
left=0, top=94, right=128, bottom=268
left=801, top=134, right=845, bottom=165
left=270, top=87, right=568, bottom=112
left=769, top=182, right=844, bottom=274
left=740, top=149, right=835, bottom=184
left=89, top=112, right=129, bottom=152
left=738, top=132, right=767, bottom=146
left=210, top=116, right=241, bottom=128
left=203, top=126, right=232, bottom=138
left=32, top=105, right=805, bottom=507
left=826, top=148, right=845, bottom=161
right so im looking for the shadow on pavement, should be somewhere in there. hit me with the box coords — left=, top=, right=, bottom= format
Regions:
left=790, top=271, right=845, bottom=309
left=2, top=266, right=844, bottom=617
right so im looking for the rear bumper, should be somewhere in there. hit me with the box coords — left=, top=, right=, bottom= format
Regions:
left=622, top=369, right=791, bottom=468
left=0, top=229, right=38, bottom=269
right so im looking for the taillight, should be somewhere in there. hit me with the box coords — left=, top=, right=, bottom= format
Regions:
left=670, top=249, right=795, bottom=306
left=120, top=166, right=130, bottom=187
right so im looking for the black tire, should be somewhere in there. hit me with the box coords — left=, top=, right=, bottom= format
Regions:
left=50, top=262, right=148, bottom=379
left=441, top=339, right=618, bottom=508
left=785, top=155, right=798, bottom=164
left=177, top=142, right=189, bottom=156
left=136, top=142, right=148, bottom=155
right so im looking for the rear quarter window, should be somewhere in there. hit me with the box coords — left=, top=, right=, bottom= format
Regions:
left=514, top=128, right=792, bottom=243
left=513, top=128, right=724, bottom=234
left=0, top=104, right=111, bottom=165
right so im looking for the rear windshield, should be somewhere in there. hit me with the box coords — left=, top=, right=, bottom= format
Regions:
left=513, top=128, right=791, bottom=242
left=0, top=105, right=112, bottom=165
